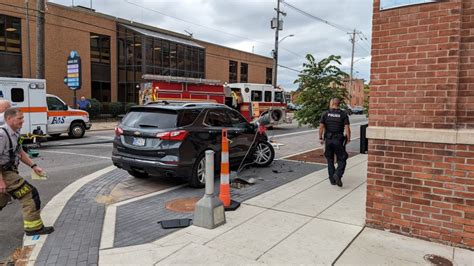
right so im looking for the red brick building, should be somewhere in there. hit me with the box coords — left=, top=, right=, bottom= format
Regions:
left=367, top=0, right=474, bottom=249
left=0, top=0, right=273, bottom=105
left=343, top=78, right=365, bottom=107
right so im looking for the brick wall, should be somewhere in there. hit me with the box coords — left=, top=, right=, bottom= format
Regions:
left=366, top=139, right=474, bottom=247
left=458, top=1, right=474, bottom=128
left=368, top=0, right=474, bottom=250
left=370, top=0, right=463, bottom=129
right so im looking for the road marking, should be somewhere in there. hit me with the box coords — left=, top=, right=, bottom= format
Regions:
left=277, top=136, right=360, bottom=159
left=271, top=122, right=367, bottom=139
left=40, top=150, right=111, bottom=160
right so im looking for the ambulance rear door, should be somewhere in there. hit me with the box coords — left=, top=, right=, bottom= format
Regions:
left=0, top=78, right=48, bottom=136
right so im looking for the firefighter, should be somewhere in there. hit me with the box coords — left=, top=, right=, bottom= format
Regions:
left=0, top=108, right=54, bottom=235
left=319, top=98, right=351, bottom=187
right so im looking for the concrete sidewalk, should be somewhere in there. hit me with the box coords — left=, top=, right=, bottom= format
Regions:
left=95, top=155, right=472, bottom=265
left=89, top=121, right=117, bottom=131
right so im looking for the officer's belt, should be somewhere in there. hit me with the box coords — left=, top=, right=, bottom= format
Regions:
left=325, top=132, right=343, bottom=138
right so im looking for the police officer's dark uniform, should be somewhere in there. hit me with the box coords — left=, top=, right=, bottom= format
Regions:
left=0, top=124, right=53, bottom=235
left=320, top=108, right=350, bottom=187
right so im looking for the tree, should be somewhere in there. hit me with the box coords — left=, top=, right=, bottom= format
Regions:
left=293, top=54, right=349, bottom=128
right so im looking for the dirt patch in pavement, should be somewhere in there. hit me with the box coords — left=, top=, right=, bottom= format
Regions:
left=2, top=246, right=33, bottom=266
left=286, top=148, right=359, bottom=164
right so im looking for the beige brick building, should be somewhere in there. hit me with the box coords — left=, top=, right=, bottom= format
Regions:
left=0, top=0, right=273, bottom=105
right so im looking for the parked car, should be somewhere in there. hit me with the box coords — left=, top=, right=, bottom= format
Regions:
left=112, top=103, right=275, bottom=188
left=287, top=103, right=302, bottom=111
left=351, top=106, right=364, bottom=115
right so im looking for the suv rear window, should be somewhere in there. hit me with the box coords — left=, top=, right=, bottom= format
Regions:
left=177, top=109, right=201, bottom=127
left=121, top=109, right=177, bottom=129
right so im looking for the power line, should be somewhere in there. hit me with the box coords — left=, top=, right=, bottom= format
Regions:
left=278, top=64, right=301, bottom=73
left=122, top=0, right=305, bottom=59
left=281, top=0, right=352, bottom=33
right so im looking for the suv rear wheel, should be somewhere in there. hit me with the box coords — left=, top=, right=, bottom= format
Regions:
left=253, top=141, right=275, bottom=167
left=189, top=152, right=207, bottom=188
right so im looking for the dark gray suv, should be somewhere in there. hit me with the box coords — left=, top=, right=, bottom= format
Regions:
left=112, top=103, right=275, bottom=187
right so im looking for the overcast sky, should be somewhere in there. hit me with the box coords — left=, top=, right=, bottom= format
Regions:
left=50, top=0, right=373, bottom=91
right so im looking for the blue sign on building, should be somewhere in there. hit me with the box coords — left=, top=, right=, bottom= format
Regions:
left=66, top=50, right=81, bottom=90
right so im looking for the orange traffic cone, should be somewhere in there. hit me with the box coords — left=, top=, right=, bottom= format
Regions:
left=219, top=128, right=240, bottom=211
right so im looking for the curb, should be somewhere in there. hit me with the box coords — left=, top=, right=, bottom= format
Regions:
left=23, top=165, right=117, bottom=266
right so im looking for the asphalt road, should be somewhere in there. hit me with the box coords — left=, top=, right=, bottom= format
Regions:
left=0, top=114, right=368, bottom=262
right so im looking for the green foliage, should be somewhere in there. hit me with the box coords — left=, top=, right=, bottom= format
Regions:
left=101, top=102, right=110, bottom=114
left=293, top=54, right=349, bottom=128
left=125, top=102, right=136, bottom=113
left=87, top=98, right=102, bottom=119
left=109, top=102, right=125, bottom=117
left=363, top=84, right=370, bottom=117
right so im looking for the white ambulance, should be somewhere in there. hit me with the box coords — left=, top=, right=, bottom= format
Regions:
left=0, top=77, right=91, bottom=139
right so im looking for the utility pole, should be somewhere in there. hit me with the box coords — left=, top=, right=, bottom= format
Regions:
left=25, top=0, right=32, bottom=78
left=36, top=0, right=45, bottom=79
left=271, top=0, right=285, bottom=88
left=349, top=29, right=356, bottom=106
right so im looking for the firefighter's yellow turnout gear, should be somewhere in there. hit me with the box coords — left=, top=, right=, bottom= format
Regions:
left=0, top=170, right=44, bottom=231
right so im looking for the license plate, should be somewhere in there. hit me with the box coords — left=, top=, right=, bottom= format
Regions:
left=132, top=137, right=146, bottom=146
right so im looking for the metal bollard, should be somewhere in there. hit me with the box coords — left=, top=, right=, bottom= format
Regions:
left=193, top=150, right=226, bottom=229
left=205, top=150, right=214, bottom=196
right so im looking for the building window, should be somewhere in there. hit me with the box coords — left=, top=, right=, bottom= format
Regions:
left=117, top=25, right=206, bottom=103
left=90, top=33, right=110, bottom=64
left=90, top=33, right=111, bottom=102
left=0, top=15, right=22, bottom=77
left=229, top=60, right=238, bottom=83
left=240, top=63, right=248, bottom=83
left=266, top=68, right=272, bottom=85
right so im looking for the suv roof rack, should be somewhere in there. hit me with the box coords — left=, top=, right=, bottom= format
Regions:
left=182, top=102, right=226, bottom=107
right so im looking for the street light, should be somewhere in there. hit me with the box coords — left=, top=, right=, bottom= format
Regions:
left=272, top=34, right=294, bottom=88
left=279, top=34, right=294, bottom=44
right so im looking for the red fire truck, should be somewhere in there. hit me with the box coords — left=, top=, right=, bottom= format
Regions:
left=139, top=75, right=289, bottom=125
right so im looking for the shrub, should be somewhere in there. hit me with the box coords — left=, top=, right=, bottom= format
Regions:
left=109, top=102, right=124, bottom=117
left=87, top=98, right=102, bottom=119
left=102, top=102, right=111, bottom=114
left=125, top=102, right=136, bottom=113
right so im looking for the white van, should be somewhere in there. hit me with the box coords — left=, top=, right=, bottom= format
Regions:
left=0, top=77, right=91, bottom=139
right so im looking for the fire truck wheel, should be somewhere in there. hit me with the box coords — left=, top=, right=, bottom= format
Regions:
left=68, top=122, right=85, bottom=138
left=189, top=152, right=207, bottom=188
left=253, top=141, right=275, bottom=167
left=128, top=170, right=149, bottom=179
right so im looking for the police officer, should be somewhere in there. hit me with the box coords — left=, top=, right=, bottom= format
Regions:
left=0, top=108, right=54, bottom=235
left=319, top=98, right=351, bottom=187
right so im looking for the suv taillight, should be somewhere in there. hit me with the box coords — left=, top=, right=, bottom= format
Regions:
left=156, top=130, right=188, bottom=141
left=115, top=127, right=123, bottom=137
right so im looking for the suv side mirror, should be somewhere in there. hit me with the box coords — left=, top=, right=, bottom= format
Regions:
left=63, top=104, right=68, bottom=111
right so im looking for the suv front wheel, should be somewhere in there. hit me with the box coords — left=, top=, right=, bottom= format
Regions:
left=253, top=141, right=275, bottom=167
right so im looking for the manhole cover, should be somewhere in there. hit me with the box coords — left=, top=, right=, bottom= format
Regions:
left=165, top=197, right=200, bottom=212
left=423, top=254, right=453, bottom=266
